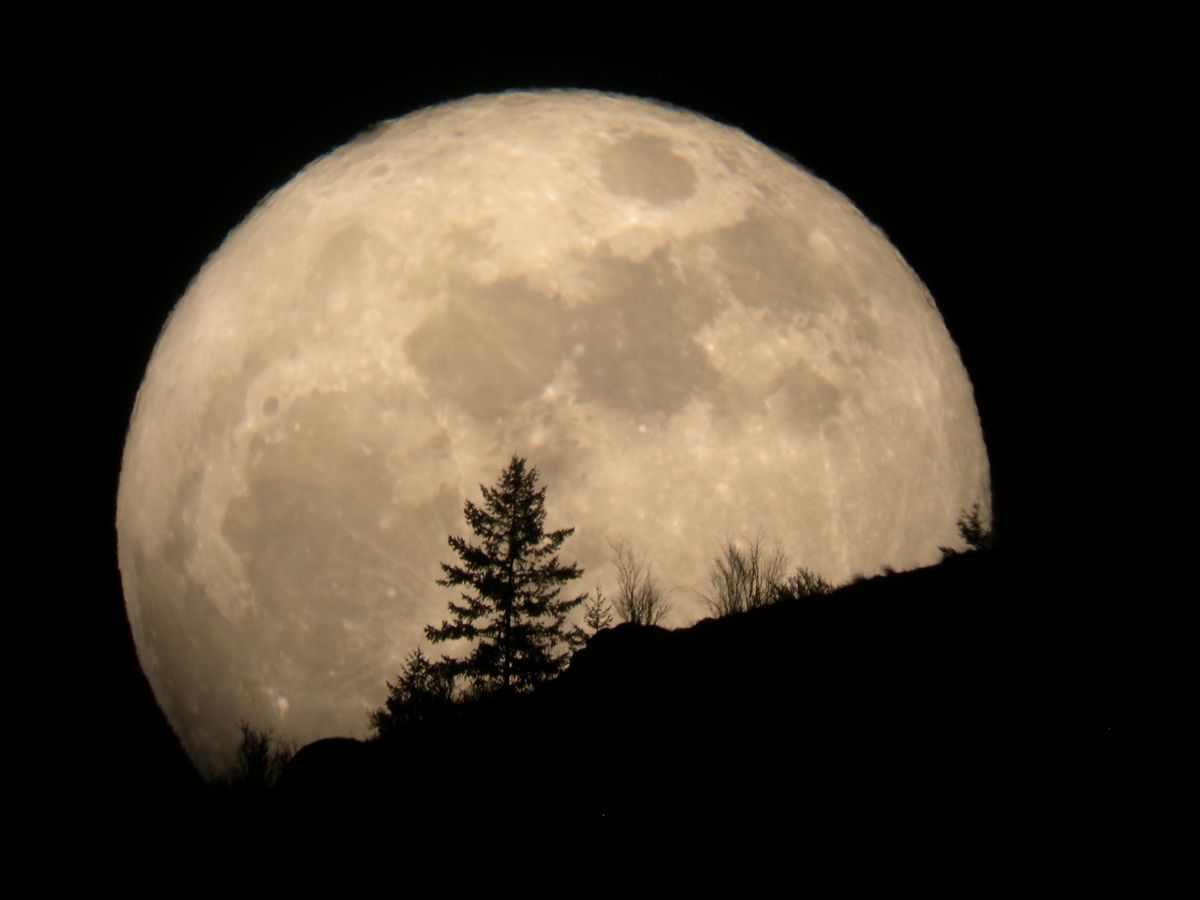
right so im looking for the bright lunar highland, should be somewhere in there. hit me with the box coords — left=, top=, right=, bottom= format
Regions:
left=117, top=90, right=990, bottom=776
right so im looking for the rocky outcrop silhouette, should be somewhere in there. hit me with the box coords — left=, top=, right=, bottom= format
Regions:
left=273, top=737, right=379, bottom=798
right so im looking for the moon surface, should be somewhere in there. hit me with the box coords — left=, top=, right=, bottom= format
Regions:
left=117, top=89, right=990, bottom=776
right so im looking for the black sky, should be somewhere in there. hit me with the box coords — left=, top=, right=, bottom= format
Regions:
left=42, top=7, right=1177, bottom=804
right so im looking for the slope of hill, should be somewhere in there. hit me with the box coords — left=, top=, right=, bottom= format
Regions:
left=270, top=550, right=1126, bottom=829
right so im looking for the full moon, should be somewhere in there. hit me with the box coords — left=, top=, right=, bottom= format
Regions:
left=117, top=89, right=989, bottom=776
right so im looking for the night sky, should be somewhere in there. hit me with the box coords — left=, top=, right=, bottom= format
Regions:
left=45, top=8, right=1175, bottom=808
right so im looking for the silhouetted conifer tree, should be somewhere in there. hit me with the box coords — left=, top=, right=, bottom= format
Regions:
left=957, top=503, right=993, bottom=550
left=940, top=502, right=994, bottom=558
left=426, top=456, right=586, bottom=695
left=583, top=585, right=614, bottom=635
left=370, top=647, right=455, bottom=737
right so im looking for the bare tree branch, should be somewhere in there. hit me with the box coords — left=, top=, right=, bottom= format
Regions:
left=704, top=532, right=790, bottom=617
left=609, top=539, right=671, bottom=627
left=778, top=566, right=833, bottom=600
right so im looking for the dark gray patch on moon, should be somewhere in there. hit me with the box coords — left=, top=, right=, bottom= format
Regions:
left=708, top=213, right=831, bottom=314
left=406, top=276, right=572, bottom=421
left=221, top=389, right=445, bottom=619
left=499, top=406, right=586, bottom=497
left=213, top=387, right=459, bottom=751
left=306, top=224, right=373, bottom=309
left=708, top=380, right=768, bottom=428
left=408, top=239, right=725, bottom=421
left=600, top=134, right=697, bottom=204
left=569, top=244, right=721, bottom=418
left=157, top=467, right=204, bottom=575
left=769, top=361, right=846, bottom=433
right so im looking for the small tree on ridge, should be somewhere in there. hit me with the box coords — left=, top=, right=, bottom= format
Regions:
left=583, top=585, right=614, bottom=635
left=609, top=539, right=671, bottom=626
left=940, top=502, right=994, bottom=558
left=370, top=647, right=455, bottom=737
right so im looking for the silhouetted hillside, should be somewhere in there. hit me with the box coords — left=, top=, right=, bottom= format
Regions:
left=268, top=549, right=1127, bottom=831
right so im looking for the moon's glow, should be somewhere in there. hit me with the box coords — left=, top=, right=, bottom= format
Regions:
left=117, top=90, right=990, bottom=775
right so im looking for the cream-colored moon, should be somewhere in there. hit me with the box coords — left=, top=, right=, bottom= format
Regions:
left=117, top=89, right=989, bottom=777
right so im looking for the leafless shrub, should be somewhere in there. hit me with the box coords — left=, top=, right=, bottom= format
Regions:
left=609, top=539, right=671, bottom=626
left=779, top=566, right=834, bottom=600
left=705, top=533, right=790, bottom=617
left=222, top=720, right=294, bottom=790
